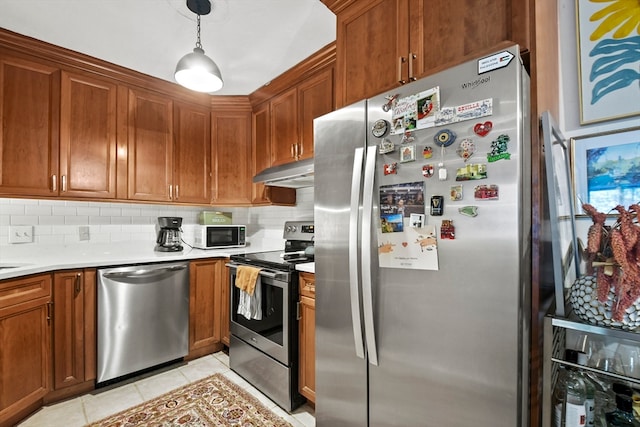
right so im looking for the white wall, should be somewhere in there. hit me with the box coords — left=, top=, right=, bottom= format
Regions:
left=0, top=187, right=313, bottom=247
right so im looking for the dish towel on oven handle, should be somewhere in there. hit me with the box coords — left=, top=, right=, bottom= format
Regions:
left=235, top=265, right=262, bottom=320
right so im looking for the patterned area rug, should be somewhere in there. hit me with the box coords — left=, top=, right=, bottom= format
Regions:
left=87, top=373, right=293, bottom=427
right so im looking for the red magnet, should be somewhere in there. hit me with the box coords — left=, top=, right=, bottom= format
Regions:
left=473, top=121, right=493, bottom=137
left=440, top=220, right=455, bottom=240
left=384, top=162, right=398, bottom=175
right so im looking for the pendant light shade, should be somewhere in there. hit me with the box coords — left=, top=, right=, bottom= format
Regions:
left=175, top=1, right=223, bottom=93
left=175, top=47, right=223, bottom=92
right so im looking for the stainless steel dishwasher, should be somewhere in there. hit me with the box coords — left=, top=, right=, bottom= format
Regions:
left=97, top=261, right=189, bottom=384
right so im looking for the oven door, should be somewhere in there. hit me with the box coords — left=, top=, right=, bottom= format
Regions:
left=228, top=264, right=290, bottom=365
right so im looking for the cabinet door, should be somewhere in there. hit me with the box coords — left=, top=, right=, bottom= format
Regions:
left=0, top=52, right=60, bottom=196
left=270, top=87, right=299, bottom=167
left=174, top=102, right=211, bottom=204
left=298, top=68, right=334, bottom=161
left=0, top=275, right=51, bottom=425
left=411, top=0, right=516, bottom=78
left=335, top=0, right=408, bottom=107
left=52, top=271, right=86, bottom=389
left=60, top=71, right=117, bottom=199
left=212, top=110, right=252, bottom=205
left=299, top=292, right=316, bottom=403
left=188, top=260, right=224, bottom=359
left=126, top=87, right=173, bottom=201
left=51, top=269, right=96, bottom=390
left=252, top=102, right=271, bottom=205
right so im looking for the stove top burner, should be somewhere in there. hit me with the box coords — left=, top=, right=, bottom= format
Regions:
left=230, top=250, right=312, bottom=272
left=230, top=220, right=314, bottom=271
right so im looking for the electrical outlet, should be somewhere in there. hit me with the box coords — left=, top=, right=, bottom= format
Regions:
left=9, top=225, right=33, bottom=243
left=79, top=226, right=90, bottom=241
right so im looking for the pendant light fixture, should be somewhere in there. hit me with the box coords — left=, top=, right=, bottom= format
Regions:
left=175, top=0, right=223, bottom=93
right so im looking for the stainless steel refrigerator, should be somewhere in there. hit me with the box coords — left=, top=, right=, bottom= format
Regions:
left=314, top=44, right=531, bottom=426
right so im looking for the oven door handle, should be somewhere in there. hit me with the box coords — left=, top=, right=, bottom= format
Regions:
left=225, top=262, right=286, bottom=281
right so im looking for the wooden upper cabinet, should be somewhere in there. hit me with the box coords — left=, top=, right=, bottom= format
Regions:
left=270, top=67, right=334, bottom=166
left=60, top=71, right=117, bottom=199
left=126, top=87, right=174, bottom=202
left=211, top=97, right=252, bottom=205
left=334, top=0, right=530, bottom=106
left=270, top=87, right=299, bottom=167
left=251, top=102, right=271, bottom=205
left=0, top=52, right=60, bottom=196
left=411, top=0, right=523, bottom=76
left=336, top=0, right=407, bottom=107
left=298, top=67, right=334, bottom=161
left=174, top=101, right=211, bottom=204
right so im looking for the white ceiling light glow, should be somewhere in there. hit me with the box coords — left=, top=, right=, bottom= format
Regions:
left=175, top=0, right=223, bottom=93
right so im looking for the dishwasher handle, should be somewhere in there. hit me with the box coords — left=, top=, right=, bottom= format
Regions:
left=102, top=264, right=187, bottom=280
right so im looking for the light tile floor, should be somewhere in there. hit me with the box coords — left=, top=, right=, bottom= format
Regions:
left=18, top=351, right=315, bottom=427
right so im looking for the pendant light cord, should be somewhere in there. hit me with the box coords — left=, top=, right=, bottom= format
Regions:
left=196, top=14, right=202, bottom=49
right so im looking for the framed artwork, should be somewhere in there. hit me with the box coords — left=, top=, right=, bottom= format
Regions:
left=571, top=126, right=640, bottom=214
left=575, top=0, right=640, bottom=124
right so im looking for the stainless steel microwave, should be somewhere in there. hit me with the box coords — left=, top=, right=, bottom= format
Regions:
left=193, top=225, right=246, bottom=249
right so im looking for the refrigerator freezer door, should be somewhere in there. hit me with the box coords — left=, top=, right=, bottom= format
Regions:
left=315, top=102, right=368, bottom=426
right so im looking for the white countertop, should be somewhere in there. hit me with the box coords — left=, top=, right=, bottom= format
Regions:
left=0, top=240, right=287, bottom=281
left=295, top=262, right=315, bottom=274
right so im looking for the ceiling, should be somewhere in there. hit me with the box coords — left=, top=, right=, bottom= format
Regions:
left=0, top=0, right=336, bottom=95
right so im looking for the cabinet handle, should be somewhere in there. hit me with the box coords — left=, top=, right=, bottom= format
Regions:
left=169, top=185, right=173, bottom=200
left=46, top=301, right=53, bottom=324
left=52, top=175, right=57, bottom=192
left=290, top=143, right=295, bottom=159
left=175, top=185, right=179, bottom=200
left=61, top=175, right=67, bottom=192
left=398, top=56, right=407, bottom=84
left=74, top=273, right=82, bottom=296
left=408, top=53, right=417, bottom=81
left=298, top=143, right=303, bottom=158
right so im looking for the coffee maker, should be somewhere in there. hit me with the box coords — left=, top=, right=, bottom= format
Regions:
left=155, top=217, right=183, bottom=252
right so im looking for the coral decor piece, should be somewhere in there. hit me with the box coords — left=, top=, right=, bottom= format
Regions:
left=582, top=203, right=640, bottom=322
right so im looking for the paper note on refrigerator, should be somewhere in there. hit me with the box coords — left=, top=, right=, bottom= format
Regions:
left=377, top=225, right=439, bottom=270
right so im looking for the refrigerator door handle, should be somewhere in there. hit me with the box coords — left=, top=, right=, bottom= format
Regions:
left=361, top=145, right=379, bottom=366
left=349, top=147, right=365, bottom=359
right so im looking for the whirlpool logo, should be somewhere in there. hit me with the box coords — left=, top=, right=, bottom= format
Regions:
left=461, top=75, right=491, bottom=90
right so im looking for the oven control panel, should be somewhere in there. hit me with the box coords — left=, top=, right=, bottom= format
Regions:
left=283, top=221, right=314, bottom=242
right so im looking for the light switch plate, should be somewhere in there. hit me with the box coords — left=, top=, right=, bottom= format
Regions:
left=9, top=225, right=33, bottom=243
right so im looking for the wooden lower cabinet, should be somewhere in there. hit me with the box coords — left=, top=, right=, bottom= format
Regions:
left=188, top=259, right=229, bottom=359
left=298, top=272, right=316, bottom=403
left=49, top=269, right=96, bottom=401
left=0, top=274, right=52, bottom=427
left=220, top=263, right=230, bottom=347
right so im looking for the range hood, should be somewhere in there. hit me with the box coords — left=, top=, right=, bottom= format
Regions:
left=253, top=158, right=314, bottom=188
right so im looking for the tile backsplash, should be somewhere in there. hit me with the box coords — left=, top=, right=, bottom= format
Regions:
left=0, top=187, right=313, bottom=247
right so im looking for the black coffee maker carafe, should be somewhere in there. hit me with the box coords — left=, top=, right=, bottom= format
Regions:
left=155, top=217, right=183, bottom=252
